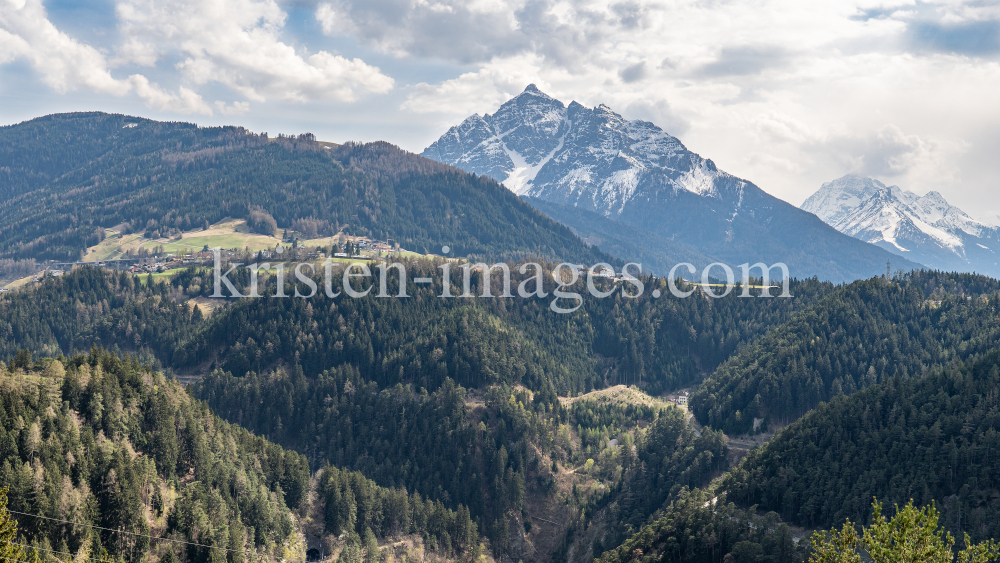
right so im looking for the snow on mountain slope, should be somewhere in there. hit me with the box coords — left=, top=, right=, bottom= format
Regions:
left=422, top=85, right=923, bottom=282
left=799, top=175, right=883, bottom=226
left=803, top=175, right=1000, bottom=276
left=422, top=85, right=720, bottom=208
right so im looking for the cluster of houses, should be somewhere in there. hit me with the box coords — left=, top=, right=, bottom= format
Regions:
left=356, top=237, right=401, bottom=253
left=554, top=264, right=638, bottom=282
left=332, top=237, right=402, bottom=259
left=42, top=254, right=210, bottom=279
left=1, top=239, right=412, bottom=292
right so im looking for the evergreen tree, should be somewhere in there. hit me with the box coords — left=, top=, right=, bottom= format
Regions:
left=811, top=499, right=1000, bottom=563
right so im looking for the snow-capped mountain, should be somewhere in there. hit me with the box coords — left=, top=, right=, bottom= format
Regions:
left=423, top=85, right=919, bottom=282
left=423, top=84, right=724, bottom=210
left=802, top=175, right=1000, bottom=276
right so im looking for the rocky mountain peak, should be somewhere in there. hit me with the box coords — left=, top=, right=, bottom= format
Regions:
left=421, top=87, right=923, bottom=282
left=422, top=85, right=716, bottom=206
left=802, top=175, right=1000, bottom=275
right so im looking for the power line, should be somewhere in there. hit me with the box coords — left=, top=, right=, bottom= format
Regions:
left=1, top=540, right=118, bottom=563
left=7, top=510, right=306, bottom=563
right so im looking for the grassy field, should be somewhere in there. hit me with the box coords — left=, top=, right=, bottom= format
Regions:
left=81, top=219, right=371, bottom=261
left=2, top=273, right=38, bottom=291
left=81, top=230, right=142, bottom=261
left=81, top=218, right=443, bottom=264
left=560, top=385, right=678, bottom=410
left=135, top=271, right=186, bottom=285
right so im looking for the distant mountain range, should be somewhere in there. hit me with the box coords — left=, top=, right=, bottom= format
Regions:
left=802, top=175, right=1000, bottom=277
left=423, top=85, right=919, bottom=282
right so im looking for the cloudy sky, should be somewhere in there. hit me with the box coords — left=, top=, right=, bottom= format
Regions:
left=2, top=0, right=999, bottom=219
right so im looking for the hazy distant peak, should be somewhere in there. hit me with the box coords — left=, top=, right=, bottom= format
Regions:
left=803, top=174, right=1000, bottom=275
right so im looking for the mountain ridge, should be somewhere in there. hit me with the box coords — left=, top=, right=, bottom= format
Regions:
left=802, top=174, right=1000, bottom=276
left=0, top=112, right=614, bottom=265
left=422, top=86, right=921, bottom=283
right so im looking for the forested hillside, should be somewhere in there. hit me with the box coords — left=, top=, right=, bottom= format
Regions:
left=594, top=488, right=803, bottom=563
left=578, top=404, right=728, bottom=555
left=191, top=368, right=733, bottom=563
left=0, top=348, right=308, bottom=563
left=1, top=263, right=834, bottom=397
left=6, top=267, right=1000, bottom=563
left=169, top=262, right=834, bottom=395
left=0, top=268, right=199, bottom=366
left=690, top=271, right=1000, bottom=434
left=193, top=368, right=551, bottom=560
left=720, top=347, right=1000, bottom=541
left=0, top=348, right=484, bottom=563
left=7, top=247, right=1000, bottom=563
left=0, top=113, right=609, bottom=264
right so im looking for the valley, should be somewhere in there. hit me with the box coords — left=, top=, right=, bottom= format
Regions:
left=4, top=252, right=1000, bottom=563
left=3, top=106, right=1000, bottom=563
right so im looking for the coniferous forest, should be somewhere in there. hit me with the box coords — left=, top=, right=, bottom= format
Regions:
left=5, top=112, right=1000, bottom=563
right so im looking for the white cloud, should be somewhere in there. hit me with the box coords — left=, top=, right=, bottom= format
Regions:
left=401, top=61, right=547, bottom=115
left=215, top=100, right=251, bottom=116
left=1, top=0, right=393, bottom=119
left=112, top=37, right=158, bottom=67
left=316, top=0, right=526, bottom=63
left=128, top=74, right=213, bottom=115
left=118, top=0, right=394, bottom=102
left=618, top=61, right=647, bottom=83
left=820, top=124, right=969, bottom=189
left=383, top=0, right=1000, bottom=212
left=0, top=0, right=130, bottom=95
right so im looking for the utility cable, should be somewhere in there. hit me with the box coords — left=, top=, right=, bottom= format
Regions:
left=6, top=511, right=307, bottom=563
left=1, top=540, right=119, bottom=563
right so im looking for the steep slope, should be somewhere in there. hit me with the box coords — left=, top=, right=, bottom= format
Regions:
left=194, top=371, right=546, bottom=561
left=0, top=113, right=610, bottom=264
left=690, top=271, right=1000, bottom=434
left=1, top=348, right=485, bottom=563
left=802, top=175, right=1000, bottom=276
left=526, top=197, right=720, bottom=276
left=720, top=347, right=1000, bottom=541
left=0, top=349, right=309, bottom=563
left=423, top=86, right=920, bottom=283
left=593, top=488, right=803, bottom=563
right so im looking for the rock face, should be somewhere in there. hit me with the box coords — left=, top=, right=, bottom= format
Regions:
left=802, top=175, right=1000, bottom=277
left=423, top=85, right=919, bottom=282
left=421, top=85, right=721, bottom=208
